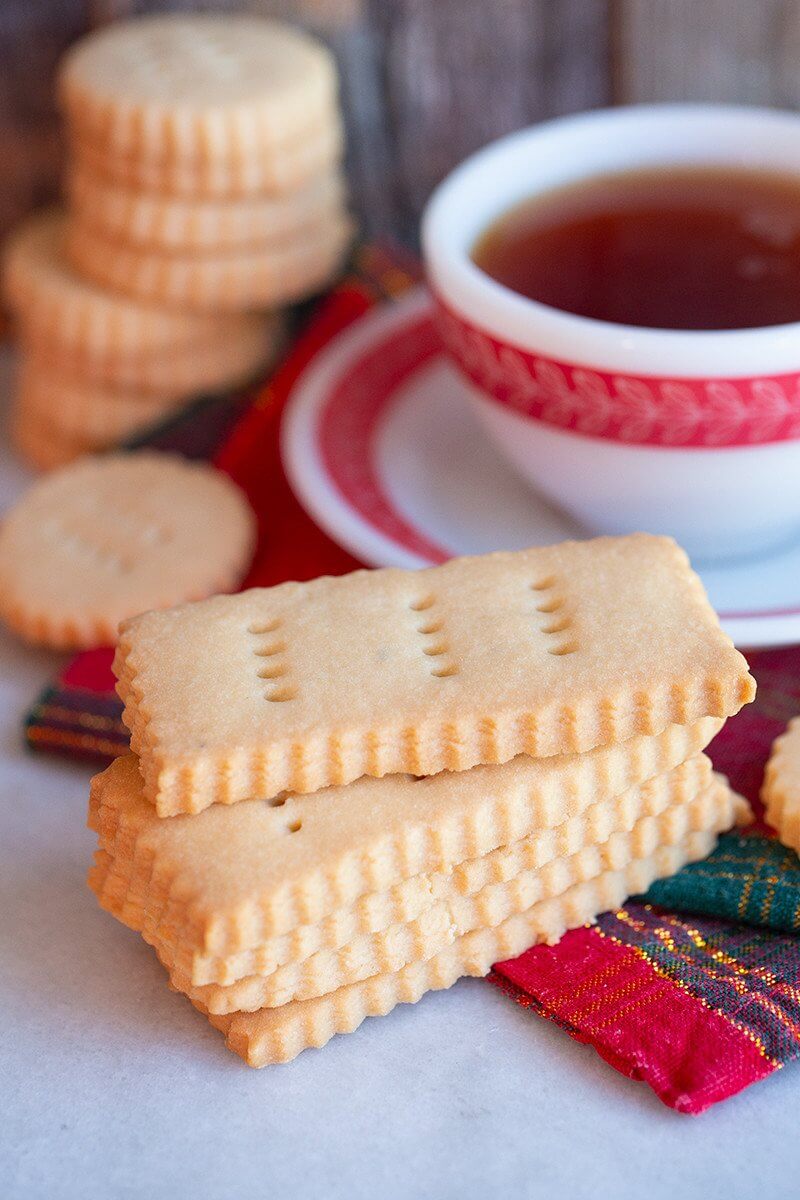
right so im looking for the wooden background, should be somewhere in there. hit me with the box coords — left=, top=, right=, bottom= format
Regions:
left=4, top=0, right=800, bottom=245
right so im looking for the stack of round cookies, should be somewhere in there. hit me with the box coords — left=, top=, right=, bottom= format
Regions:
left=3, top=209, right=283, bottom=470
left=59, top=15, right=353, bottom=312
left=2, top=14, right=352, bottom=471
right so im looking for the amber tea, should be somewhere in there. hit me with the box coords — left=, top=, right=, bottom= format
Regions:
left=472, top=165, right=800, bottom=330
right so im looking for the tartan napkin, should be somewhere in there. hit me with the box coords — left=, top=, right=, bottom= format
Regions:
left=22, top=244, right=800, bottom=1113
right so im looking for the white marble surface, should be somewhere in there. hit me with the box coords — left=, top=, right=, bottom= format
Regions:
left=1, top=399, right=798, bottom=1200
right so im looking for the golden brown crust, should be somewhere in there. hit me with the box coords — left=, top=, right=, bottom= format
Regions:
left=66, top=118, right=344, bottom=200
left=2, top=209, right=258, bottom=355
left=11, top=408, right=92, bottom=474
left=57, top=15, right=339, bottom=164
left=762, top=715, right=800, bottom=853
left=65, top=212, right=354, bottom=311
left=16, top=365, right=186, bottom=449
left=67, top=165, right=347, bottom=252
left=200, top=807, right=734, bottom=1067
left=19, top=312, right=282, bottom=395
left=113, top=536, right=755, bottom=814
left=93, top=761, right=721, bottom=1012
left=87, top=720, right=722, bottom=962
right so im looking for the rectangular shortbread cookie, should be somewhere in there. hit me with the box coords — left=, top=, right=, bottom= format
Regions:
left=88, top=718, right=721, bottom=961
left=96, top=764, right=721, bottom=1013
left=91, top=754, right=713, bottom=996
left=93, top=754, right=713, bottom=988
left=113, top=535, right=755, bottom=814
left=191, top=789, right=738, bottom=1066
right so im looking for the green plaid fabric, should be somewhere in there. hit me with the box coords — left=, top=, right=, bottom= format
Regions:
left=645, top=831, right=800, bottom=933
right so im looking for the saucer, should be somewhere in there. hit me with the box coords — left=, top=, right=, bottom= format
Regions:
left=282, top=288, right=800, bottom=648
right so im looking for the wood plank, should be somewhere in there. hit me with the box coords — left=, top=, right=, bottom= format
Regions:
left=87, top=0, right=364, bottom=30
left=613, top=0, right=800, bottom=106
left=328, top=10, right=401, bottom=238
left=0, top=1, right=86, bottom=239
left=378, top=0, right=612, bottom=242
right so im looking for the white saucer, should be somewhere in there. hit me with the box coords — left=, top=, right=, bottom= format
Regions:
left=282, top=288, right=800, bottom=648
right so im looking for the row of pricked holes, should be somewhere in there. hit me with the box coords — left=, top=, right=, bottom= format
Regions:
left=411, top=582, right=577, bottom=662
left=46, top=521, right=137, bottom=575
left=410, top=595, right=460, bottom=677
left=248, top=575, right=574, bottom=707
left=530, top=577, right=577, bottom=655
left=71, top=495, right=173, bottom=549
left=249, top=619, right=297, bottom=702
left=46, top=505, right=173, bottom=575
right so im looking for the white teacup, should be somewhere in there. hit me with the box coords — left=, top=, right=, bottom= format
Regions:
left=422, top=104, right=800, bottom=561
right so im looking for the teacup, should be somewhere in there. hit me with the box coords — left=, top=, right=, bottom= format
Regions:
left=422, top=104, right=800, bottom=561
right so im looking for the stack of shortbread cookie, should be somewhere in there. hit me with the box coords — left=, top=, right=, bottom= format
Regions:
left=2, top=14, right=351, bottom=469
left=59, top=15, right=352, bottom=312
left=2, top=212, right=283, bottom=469
left=88, top=536, right=755, bottom=1066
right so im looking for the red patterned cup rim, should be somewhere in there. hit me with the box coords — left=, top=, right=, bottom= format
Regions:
left=435, top=298, right=800, bottom=448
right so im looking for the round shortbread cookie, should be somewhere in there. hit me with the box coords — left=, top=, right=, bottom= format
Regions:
left=21, top=311, right=283, bottom=394
left=762, top=716, right=800, bottom=854
left=58, top=15, right=338, bottom=164
left=3, top=209, right=256, bottom=356
left=68, top=116, right=344, bottom=199
left=0, top=451, right=256, bottom=648
left=15, top=360, right=187, bottom=447
left=66, top=214, right=354, bottom=311
left=67, top=165, right=347, bottom=251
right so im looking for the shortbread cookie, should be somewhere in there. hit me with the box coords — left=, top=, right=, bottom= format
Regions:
left=0, top=452, right=255, bottom=648
left=11, top=407, right=92, bottom=472
left=67, top=165, right=347, bottom=251
left=113, top=535, right=754, bottom=815
left=113, top=766, right=723, bottom=1013
left=182, top=776, right=739, bottom=1014
left=93, top=754, right=716, bottom=988
left=22, top=311, right=281, bottom=394
left=15, top=365, right=183, bottom=448
left=58, top=15, right=338, bottom=163
left=762, top=716, right=800, bottom=853
left=68, top=118, right=343, bottom=199
left=93, top=756, right=715, bottom=988
left=88, top=720, right=722, bottom=964
left=202, top=818, right=733, bottom=1066
left=2, top=209, right=252, bottom=357
left=66, top=214, right=353, bottom=311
